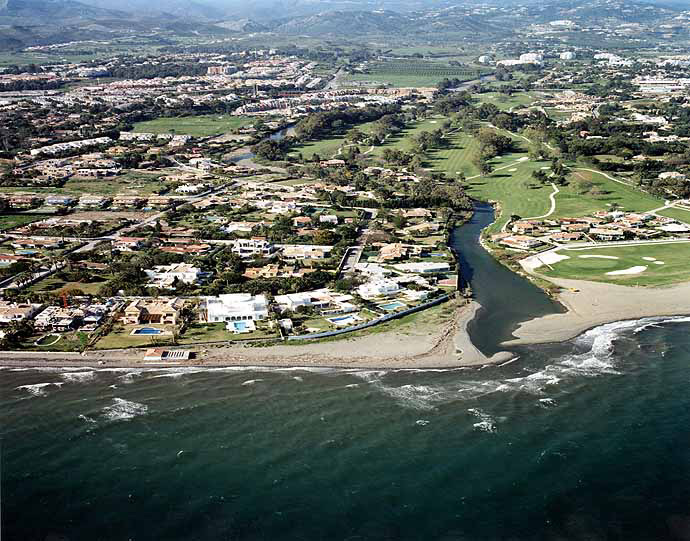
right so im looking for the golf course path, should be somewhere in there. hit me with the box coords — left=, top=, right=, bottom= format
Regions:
left=525, top=182, right=560, bottom=220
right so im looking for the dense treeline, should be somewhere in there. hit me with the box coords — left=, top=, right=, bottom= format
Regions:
left=293, top=104, right=402, bottom=141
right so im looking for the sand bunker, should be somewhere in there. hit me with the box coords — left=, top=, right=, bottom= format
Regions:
left=508, top=168, right=517, bottom=172
left=642, top=257, right=657, bottom=261
left=606, top=266, right=647, bottom=276
left=579, top=255, right=619, bottom=260
left=536, top=252, right=570, bottom=267
left=654, top=261, right=665, bottom=265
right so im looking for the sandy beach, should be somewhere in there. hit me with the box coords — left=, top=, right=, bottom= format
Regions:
left=0, top=300, right=499, bottom=370
left=505, top=277, right=690, bottom=346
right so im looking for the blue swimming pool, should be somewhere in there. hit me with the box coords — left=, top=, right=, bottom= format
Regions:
left=133, top=327, right=163, bottom=335
left=232, top=321, right=248, bottom=331
left=327, top=314, right=360, bottom=326
left=378, top=301, right=407, bottom=311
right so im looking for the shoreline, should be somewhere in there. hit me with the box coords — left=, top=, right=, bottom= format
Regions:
left=504, top=276, right=690, bottom=346
left=2, top=282, right=689, bottom=369
left=0, top=301, right=491, bottom=370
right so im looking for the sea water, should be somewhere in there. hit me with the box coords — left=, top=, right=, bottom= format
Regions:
left=3, top=317, right=690, bottom=540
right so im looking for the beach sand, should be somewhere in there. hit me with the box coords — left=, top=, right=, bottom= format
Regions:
left=505, top=277, right=690, bottom=346
left=0, top=301, right=496, bottom=370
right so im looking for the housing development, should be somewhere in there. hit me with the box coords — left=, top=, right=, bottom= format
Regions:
left=1, top=0, right=690, bottom=362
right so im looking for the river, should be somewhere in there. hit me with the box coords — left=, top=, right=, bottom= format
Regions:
left=450, top=201, right=565, bottom=356
left=230, top=124, right=296, bottom=165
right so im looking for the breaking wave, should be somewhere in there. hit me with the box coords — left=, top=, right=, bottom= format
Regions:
left=16, top=382, right=63, bottom=396
left=468, top=408, right=497, bottom=433
left=102, top=398, right=148, bottom=421
left=350, top=317, right=690, bottom=411
left=61, top=371, right=95, bottom=383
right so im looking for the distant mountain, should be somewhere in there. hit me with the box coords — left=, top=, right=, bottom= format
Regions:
left=0, top=0, right=128, bottom=25
left=77, top=0, right=227, bottom=21
left=271, top=10, right=412, bottom=36
left=525, top=0, right=678, bottom=24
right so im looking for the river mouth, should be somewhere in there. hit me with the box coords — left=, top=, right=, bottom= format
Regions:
left=450, top=201, right=565, bottom=356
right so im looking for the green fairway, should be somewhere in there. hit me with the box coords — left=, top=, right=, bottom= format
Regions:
left=464, top=153, right=554, bottom=232
left=556, top=170, right=662, bottom=218
left=291, top=120, right=379, bottom=160
left=372, top=117, right=449, bottom=156
left=427, top=131, right=481, bottom=178
left=542, top=242, right=690, bottom=286
left=132, top=115, right=254, bottom=137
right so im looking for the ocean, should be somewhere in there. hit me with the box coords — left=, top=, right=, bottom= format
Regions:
left=3, top=316, right=690, bottom=540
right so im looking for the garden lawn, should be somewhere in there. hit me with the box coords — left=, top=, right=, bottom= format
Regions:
left=178, top=323, right=277, bottom=343
left=132, top=115, right=254, bottom=137
left=28, top=275, right=111, bottom=295
left=93, top=324, right=176, bottom=349
left=541, top=242, right=690, bottom=286
left=0, top=214, right=44, bottom=231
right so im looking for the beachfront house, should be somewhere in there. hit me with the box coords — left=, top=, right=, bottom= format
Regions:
left=357, top=278, right=400, bottom=300
left=274, top=289, right=356, bottom=315
left=200, top=294, right=269, bottom=324
left=122, top=298, right=184, bottom=325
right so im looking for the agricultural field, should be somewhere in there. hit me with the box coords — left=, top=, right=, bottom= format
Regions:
left=541, top=242, right=690, bottom=287
left=346, top=61, right=484, bottom=88
left=132, top=115, right=255, bottom=137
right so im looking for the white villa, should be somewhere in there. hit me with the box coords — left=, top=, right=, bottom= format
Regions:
left=231, top=238, right=277, bottom=259
left=357, top=278, right=400, bottom=300
left=145, top=263, right=207, bottom=289
left=200, top=294, right=269, bottom=324
left=391, top=262, right=451, bottom=274
left=274, top=288, right=356, bottom=314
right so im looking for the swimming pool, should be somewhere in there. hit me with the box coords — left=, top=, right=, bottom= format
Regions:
left=132, top=327, right=163, bottom=335
left=378, top=301, right=407, bottom=311
left=327, top=314, right=360, bottom=326
left=232, top=321, right=248, bottom=331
